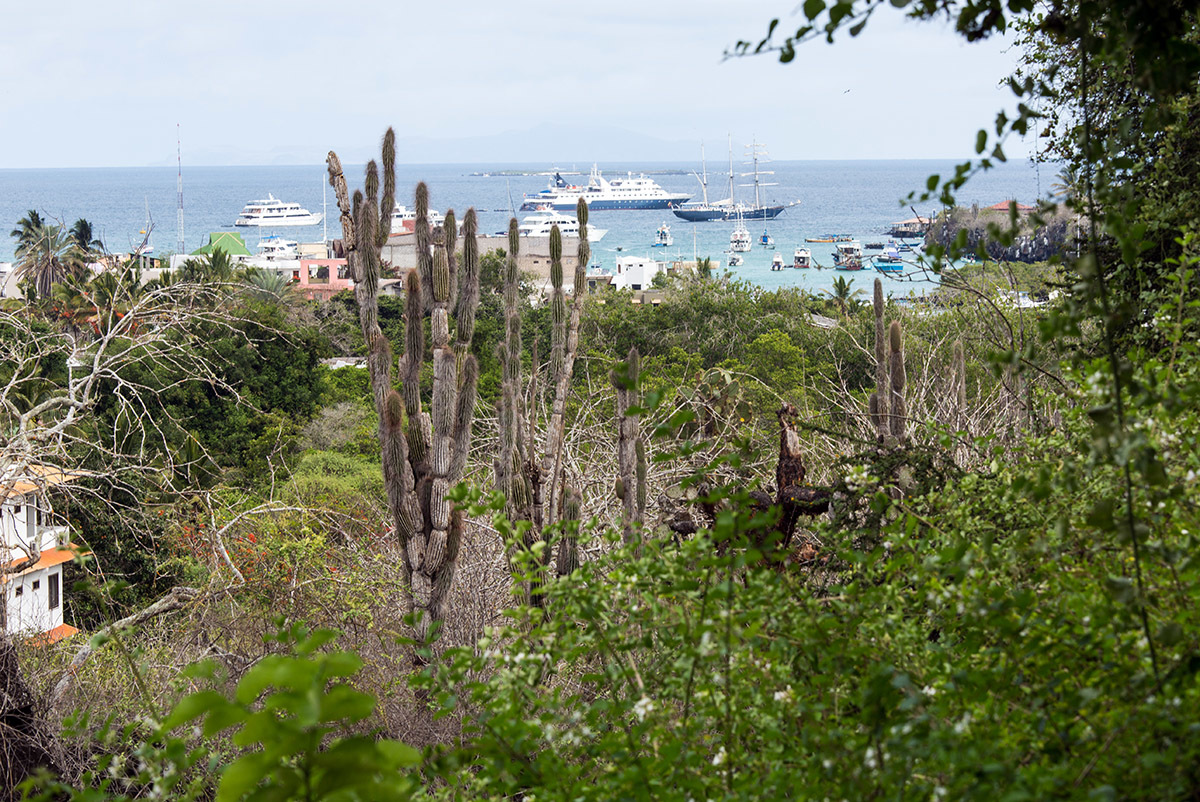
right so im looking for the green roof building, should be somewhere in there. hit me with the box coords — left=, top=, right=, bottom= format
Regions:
left=190, top=232, right=252, bottom=257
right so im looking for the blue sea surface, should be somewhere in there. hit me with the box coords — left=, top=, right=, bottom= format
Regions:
left=0, top=160, right=1047, bottom=296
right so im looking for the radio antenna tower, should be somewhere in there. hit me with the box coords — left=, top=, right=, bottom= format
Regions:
left=176, top=124, right=185, bottom=254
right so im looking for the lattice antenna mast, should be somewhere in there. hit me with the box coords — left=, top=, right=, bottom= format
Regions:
left=176, top=124, right=185, bottom=254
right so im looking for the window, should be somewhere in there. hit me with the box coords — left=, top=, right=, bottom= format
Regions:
left=32, top=579, right=40, bottom=590
left=15, top=585, right=22, bottom=597
left=48, top=573, right=59, bottom=610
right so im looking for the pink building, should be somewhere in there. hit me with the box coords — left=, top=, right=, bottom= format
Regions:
left=296, top=259, right=353, bottom=300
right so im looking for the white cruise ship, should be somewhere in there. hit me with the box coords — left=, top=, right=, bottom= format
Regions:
left=520, top=165, right=690, bottom=211
left=516, top=211, right=607, bottom=242
left=235, top=195, right=322, bottom=227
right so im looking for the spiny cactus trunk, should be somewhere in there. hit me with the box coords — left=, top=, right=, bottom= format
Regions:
left=496, top=204, right=591, bottom=602
left=613, top=346, right=643, bottom=547
left=888, top=320, right=907, bottom=444
left=327, top=130, right=481, bottom=660
left=548, top=199, right=590, bottom=575
left=871, top=278, right=889, bottom=440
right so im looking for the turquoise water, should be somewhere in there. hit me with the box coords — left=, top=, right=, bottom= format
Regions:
left=0, top=160, right=1045, bottom=296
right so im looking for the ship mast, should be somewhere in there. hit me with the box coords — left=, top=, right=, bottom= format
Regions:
left=176, top=124, right=185, bottom=254
left=727, top=134, right=736, bottom=207
left=740, top=138, right=778, bottom=210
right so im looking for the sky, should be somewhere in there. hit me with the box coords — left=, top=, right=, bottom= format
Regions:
left=1, top=0, right=1032, bottom=168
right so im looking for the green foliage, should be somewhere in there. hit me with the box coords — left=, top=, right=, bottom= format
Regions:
left=26, top=628, right=420, bottom=802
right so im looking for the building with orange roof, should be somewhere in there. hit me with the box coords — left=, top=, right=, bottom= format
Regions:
left=2, top=465, right=82, bottom=641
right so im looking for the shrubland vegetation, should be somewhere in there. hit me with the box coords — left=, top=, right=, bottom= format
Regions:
left=3, top=0, right=1200, bottom=798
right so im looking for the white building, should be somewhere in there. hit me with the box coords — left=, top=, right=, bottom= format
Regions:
left=2, top=466, right=79, bottom=642
left=611, top=255, right=671, bottom=291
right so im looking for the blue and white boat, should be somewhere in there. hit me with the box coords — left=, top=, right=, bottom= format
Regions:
left=520, top=164, right=690, bottom=211
left=653, top=223, right=673, bottom=247
left=874, top=241, right=904, bottom=272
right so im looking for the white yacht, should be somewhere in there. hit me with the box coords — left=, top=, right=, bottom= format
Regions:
left=256, top=234, right=299, bottom=261
left=235, top=194, right=322, bottom=227
left=391, top=204, right=446, bottom=230
left=516, top=211, right=607, bottom=242
left=730, top=217, right=752, bottom=253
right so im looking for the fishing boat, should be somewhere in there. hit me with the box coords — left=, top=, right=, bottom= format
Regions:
left=771, top=253, right=785, bottom=270
left=653, top=223, right=673, bottom=247
left=235, top=194, right=322, bottom=227
left=793, top=247, right=812, bottom=269
left=520, top=164, right=689, bottom=211
left=516, top=210, right=607, bottom=242
left=833, top=241, right=864, bottom=271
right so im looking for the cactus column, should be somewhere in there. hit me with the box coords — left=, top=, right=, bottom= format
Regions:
left=495, top=201, right=590, bottom=604
left=327, top=128, right=481, bottom=656
left=869, top=278, right=890, bottom=440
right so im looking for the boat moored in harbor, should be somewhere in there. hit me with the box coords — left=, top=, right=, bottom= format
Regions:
left=515, top=210, right=607, bottom=242
left=833, top=241, right=864, bottom=270
left=653, top=223, right=673, bottom=247
left=793, top=247, right=812, bottom=268
left=235, top=195, right=322, bottom=227
left=520, top=165, right=689, bottom=211
left=771, top=253, right=785, bottom=270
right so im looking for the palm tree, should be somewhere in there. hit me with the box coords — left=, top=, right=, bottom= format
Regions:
left=241, top=267, right=296, bottom=303
left=69, top=218, right=105, bottom=256
left=822, top=275, right=864, bottom=317
left=1050, top=165, right=1079, bottom=202
left=13, top=221, right=80, bottom=300
left=9, top=210, right=45, bottom=250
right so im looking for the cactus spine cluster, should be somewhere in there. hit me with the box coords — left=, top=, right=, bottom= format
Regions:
left=613, top=345, right=646, bottom=545
left=327, top=129, right=481, bottom=653
left=495, top=200, right=590, bottom=605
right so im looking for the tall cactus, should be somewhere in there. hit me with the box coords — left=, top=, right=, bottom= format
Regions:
left=888, top=320, right=907, bottom=443
left=613, top=346, right=644, bottom=546
left=870, top=278, right=889, bottom=440
left=327, top=128, right=481, bottom=655
left=950, top=338, right=966, bottom=433
left=495, top=201, right=591, bottom=603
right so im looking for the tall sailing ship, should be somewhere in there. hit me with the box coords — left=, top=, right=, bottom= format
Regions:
left=671, top=139, right=801, bottom=222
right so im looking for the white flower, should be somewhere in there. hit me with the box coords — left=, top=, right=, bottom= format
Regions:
left=773, top=685, right=794, bottom=703
left=922, top=684, right=937, bottom=697
left=712, top=746, right=728, bottom=767
left=632, top=696, right=655, bottom=722
left=844, top=464, right=875, bottom=491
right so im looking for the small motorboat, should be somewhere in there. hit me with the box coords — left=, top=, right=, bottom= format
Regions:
left=728, top=252, right=744, bottom=267
left=771, top=253, right=785, bottom=270
left=653, top=222, right=673, bottom=247
left=833, top=241, right=864, bottom=271
left=793, top=247, right=812, bottom=269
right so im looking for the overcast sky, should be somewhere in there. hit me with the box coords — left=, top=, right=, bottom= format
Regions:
left=1, top=0, right=1031, bottom=168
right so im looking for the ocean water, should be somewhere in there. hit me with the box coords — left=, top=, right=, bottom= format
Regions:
left=0, top=159, right=1046, bottom=296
